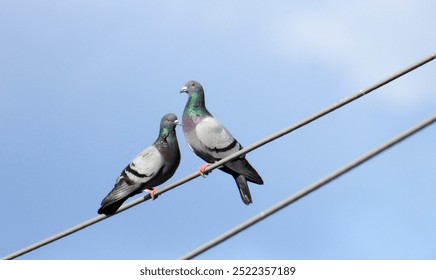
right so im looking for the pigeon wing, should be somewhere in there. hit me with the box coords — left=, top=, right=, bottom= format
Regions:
left=98, top=145, right=164, bottom=213
left=194, top=116, right=241, bottom=162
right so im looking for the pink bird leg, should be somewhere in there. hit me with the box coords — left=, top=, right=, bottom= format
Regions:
left=144, top=188, right=157, bottom=200
left=199, top=163, right=212, bottom=177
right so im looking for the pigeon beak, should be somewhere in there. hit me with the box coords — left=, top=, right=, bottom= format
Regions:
left=174, top=119, right=182, bottom=126
left=180, top=86, right=188, bottom=94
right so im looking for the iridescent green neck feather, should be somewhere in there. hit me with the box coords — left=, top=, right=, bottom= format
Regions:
left=162, top=127, right=176, bottom=142
left=185, top=91, right=206, bottom=117
left=161, top=127, right=170, bottom=138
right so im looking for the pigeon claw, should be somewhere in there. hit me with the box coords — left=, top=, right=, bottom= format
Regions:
left=199, top=163, right=212, bottom=177
left=144, top=188, right=158, bottom=200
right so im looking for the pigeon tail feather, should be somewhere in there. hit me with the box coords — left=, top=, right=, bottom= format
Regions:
left=97, top=177, right=139, bottom=215
left=234, top=174, right=253, bottom=205
left=98, top=197, right=128, bottom=215
left=224, top=158, right=264, bottom=185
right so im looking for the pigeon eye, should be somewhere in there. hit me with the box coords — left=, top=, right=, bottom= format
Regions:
left=191, top=82, right=196, bottom=87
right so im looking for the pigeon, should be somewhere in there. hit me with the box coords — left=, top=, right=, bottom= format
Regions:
left=180, top=80, right=263, bottom=205
left=97, top=113, right=181, bottom=215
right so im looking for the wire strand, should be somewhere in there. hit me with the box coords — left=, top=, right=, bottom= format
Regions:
left=2, top=53, right=435, bottom=260
left=180, top=114, right=436, bottom=260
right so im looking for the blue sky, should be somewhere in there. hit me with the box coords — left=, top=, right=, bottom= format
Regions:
left=1, top=1, right=435, bottom=260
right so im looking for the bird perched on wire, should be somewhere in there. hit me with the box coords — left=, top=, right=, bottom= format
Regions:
left=97, top=113, right=181, bottom=215
left=180, top=80, right=263, bottom=205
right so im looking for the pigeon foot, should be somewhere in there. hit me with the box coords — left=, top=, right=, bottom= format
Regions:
left=199, top=163, right=212, bottom=177
left=144, top=188, right=158, bottom=200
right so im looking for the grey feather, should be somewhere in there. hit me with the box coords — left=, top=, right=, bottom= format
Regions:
left=181, top=80, right=263, bottom=205
left=97, top=113, right=181, bottom=215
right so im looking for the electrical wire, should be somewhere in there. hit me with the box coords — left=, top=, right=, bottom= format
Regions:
left=179, top=115, right=436, bottom=259
left=2, top=53, right=435, bottom=260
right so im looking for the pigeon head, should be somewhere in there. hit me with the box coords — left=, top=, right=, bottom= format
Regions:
left=158, top=113, right=179, bottom=146
left=161, top=113, right=179, bottom=129
left=180, top=80, right=204, bottom=95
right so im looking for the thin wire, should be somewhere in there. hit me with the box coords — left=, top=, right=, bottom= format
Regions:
left=2, top=53, right=435, bottom=260
left=180, top=115, right=436, bottom=260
